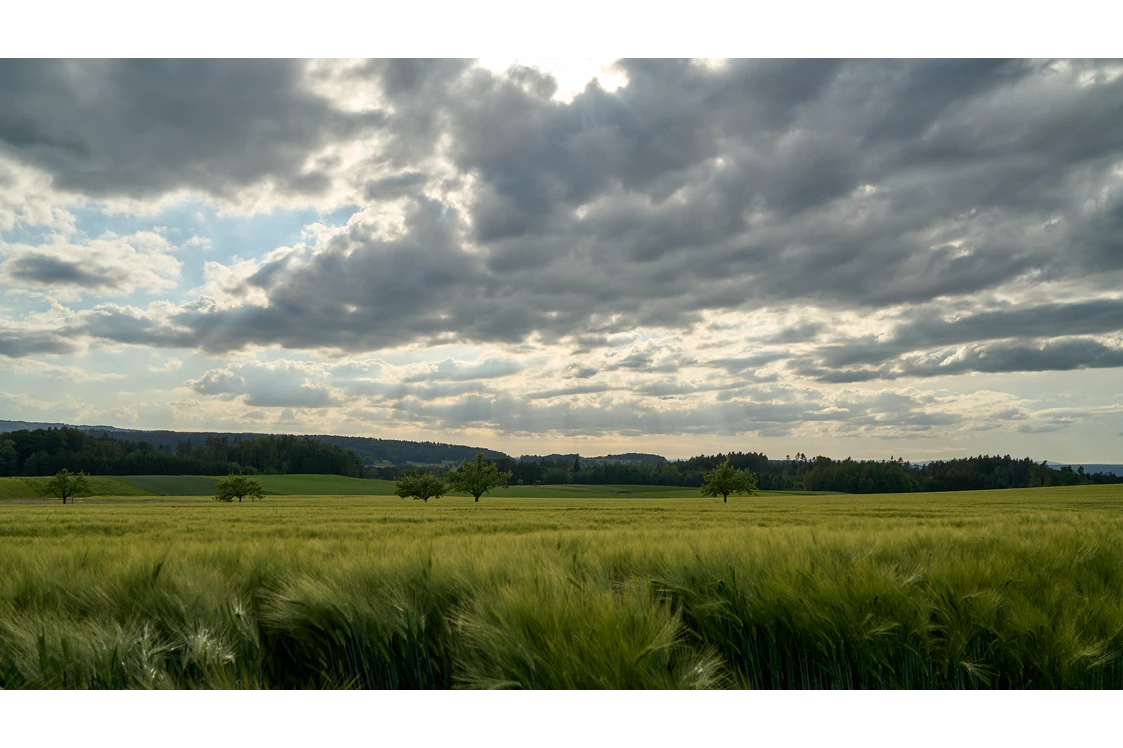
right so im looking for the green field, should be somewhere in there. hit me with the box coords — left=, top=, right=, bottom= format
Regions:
left=112, top=474, right=407, bottom=497
left=113, top=475, right=220, bottom=495
left=0, top=476, right=156, bottom=500
left=1, top=484, right=1122, bottom=688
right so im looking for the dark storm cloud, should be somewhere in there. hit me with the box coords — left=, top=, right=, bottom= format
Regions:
left=905, top=338, right=1123, bottom=377
left=563, top=365, right=599, bottom=379
left=0, top=60, right=383, bottom=198
left=611, top=351, right=655, bottom=370
left=441, top=59, right=1065, bottom=297
left=765, top=323, right=825, bottom=345
left=28, top=59, right=1123, bottom=382
left=892, top=299, right=1123, bottom=352
left=795, top=337, right=1123, bottom=383
left=170, top=199, right=540, bottom=353
left=791, top=298, right=1123, bottom=380
left=0, top=328, right=80, bottom=358
left=75, top=306, right=197, bottom=349
left=348, top=59, right=475, bottom=167
left=4, top=254, right=118, bottom=289
left=792, top=366, right=886, bottom=384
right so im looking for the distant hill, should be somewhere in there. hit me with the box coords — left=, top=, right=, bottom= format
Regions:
left=1047, top=462, right=1123, bottom=477
left=0, top=420, right=508, bottom=467
left=518, top=453, right=667, bottom=466
left=0, top=420, right=130, bottom=433
left=310, top=435, right=507, bottom=466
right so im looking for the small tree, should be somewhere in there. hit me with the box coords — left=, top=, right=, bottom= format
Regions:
left=214, top=474, right=264, bottom=503
left=700, top=459, right=758, bottom=503
left=47, top=469, right=89, bottom=504
left=448, top=452, right=513, bottom=503
left=395, top=471, right=449, bottom=502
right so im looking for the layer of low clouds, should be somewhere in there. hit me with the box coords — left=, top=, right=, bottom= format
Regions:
left=1, top=58, right=1122, bottom=457
left=177, top=354, right=1088, bottom=443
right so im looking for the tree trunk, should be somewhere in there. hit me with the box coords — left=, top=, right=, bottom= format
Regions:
left=474, top=495, right=479, bottom=502
left=62, top=495, right=67, bottom=505
left=238, top=495, right=243, bottom=502
left=723, top=494, right=727, bottom=503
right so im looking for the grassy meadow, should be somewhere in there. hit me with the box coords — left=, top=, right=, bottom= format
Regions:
left=0, top=476, right=155, bottom=500
left=2, top=480, right=1122, bottom=688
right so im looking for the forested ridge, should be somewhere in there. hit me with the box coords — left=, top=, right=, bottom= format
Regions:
left=314, top=434, right=506, bottom=465
left=0, top=428, right=363, bottom=477
left=0, top=421, right=507, bottom=468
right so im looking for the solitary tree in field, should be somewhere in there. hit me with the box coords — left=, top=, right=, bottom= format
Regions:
left=47, top=469, right=89, bottom=504
left=700, top=459, right=758, bottom=503
left=447, top=452, right=513, bottom=503
left=395, top=471, right=449, bottom=502
left=214, top=474, right=264, bottom=503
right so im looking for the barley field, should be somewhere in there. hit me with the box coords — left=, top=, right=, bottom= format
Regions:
left=2, top=483, right=1122, bottom=689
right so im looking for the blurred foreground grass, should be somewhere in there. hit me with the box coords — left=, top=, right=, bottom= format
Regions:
left=2, top=485, right=1122, bottom=688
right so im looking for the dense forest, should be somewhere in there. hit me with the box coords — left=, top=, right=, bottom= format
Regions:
left=374, top=451, right=1123, bottom=493
left=0, top=428, right=364, bottom=477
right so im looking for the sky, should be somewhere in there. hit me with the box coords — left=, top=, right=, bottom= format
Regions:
left=1, top=58, right=1122, bottom=461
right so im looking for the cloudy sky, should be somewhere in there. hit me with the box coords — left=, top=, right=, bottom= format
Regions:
left=1, top=58, right=1122, bottom=460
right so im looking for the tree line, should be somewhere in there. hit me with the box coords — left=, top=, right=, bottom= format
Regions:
left=6, top=424, right=510, bottom=469
left=0, top=428, right=364, bottom=478
left=373, top=452, right=1122, bottom=493
left=393, top=454, right=758, bottom=504
left=314, top=434, right=506, bottom=466
left=5, top=427, right=1118, bottom=495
